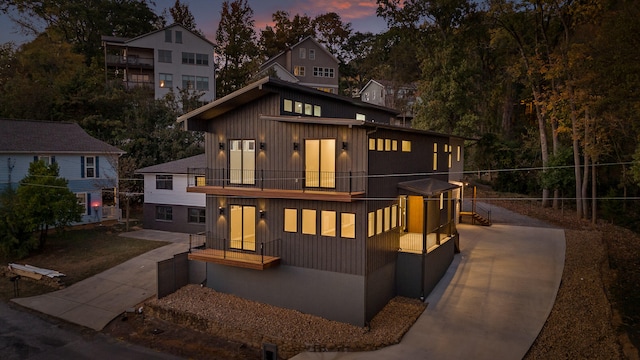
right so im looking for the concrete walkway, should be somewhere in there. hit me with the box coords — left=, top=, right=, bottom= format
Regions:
left=291, top=223, right=566, bottom=360
left=11, top=230, right=191, bottom=331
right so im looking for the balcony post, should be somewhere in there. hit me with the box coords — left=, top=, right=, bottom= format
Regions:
left=261, top=242, right=264, bottom=264
left=261, top=169, right=264, bottom=191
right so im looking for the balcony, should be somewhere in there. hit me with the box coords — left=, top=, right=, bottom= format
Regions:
left=106, top=54, right=154, bottom=69
left=186, top=168, right=366, bottom=202
left=187, top=233, right=281, bottom=270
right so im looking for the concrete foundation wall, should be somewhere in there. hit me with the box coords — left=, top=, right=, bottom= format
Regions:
left=365, top=261, right=397, bottom=322
left=206, top=264, right=366, bottom=326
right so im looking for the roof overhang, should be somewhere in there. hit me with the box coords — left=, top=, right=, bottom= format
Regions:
left=260, top=115, right=365, bottom=127
left=398, top=178, right=460, bottom=197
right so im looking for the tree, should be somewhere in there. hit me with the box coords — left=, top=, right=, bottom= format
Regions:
left=168, top=0, right=201, bottom=35
left=259, top=11, right=315, bottom=59
left=16, top=160, right=82, bottom=249
left=312, top=12, right=352, bottom=62
left=215, top=0, right=260, bottom=98
left=0, top=187, right=37, bottom=258
left=1, top=0, right=160, bottom=61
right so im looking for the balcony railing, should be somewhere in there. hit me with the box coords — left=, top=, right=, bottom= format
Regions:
left=187, top=168, right=366, bottom=194
left=188, top=232, right=281, bottom=270
left=106, top=54, right=154, bottom=68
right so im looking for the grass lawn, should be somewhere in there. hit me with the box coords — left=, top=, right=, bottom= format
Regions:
left=0, top=225, right=168, bottom=302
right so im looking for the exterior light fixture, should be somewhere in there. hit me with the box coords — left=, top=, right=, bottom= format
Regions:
left=219, top=206, right=225, bottom=215
left=342, top=142, right=348, bottom=151
left=293, top=142, right=299, bottom=151
left=219, top=142, right=225, bottom=150
left=259, top=209, right=266, bottom=218
left=260, top=142, right=266, bottom=150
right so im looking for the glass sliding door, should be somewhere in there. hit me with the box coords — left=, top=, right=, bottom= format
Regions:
left=230, top=205, right=256, bottom=251
left=229, top=139, right=255, bottom=185
left=305, top=139, right=335, bottom=188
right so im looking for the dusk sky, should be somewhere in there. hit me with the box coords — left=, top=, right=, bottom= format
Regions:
left=0, top=0, right=388, bottom=45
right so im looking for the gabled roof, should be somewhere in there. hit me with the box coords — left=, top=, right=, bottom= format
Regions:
left=358, top=79, right=418, bottom=96
left=101, top=23, right=214, bottom=47
left=257, top=62, right=300, bottom=83
left=0, top=119, right=124, bottom=154
left=259, top=36, right=338, bottom=71
left=135, top=153, right=205, bottom=174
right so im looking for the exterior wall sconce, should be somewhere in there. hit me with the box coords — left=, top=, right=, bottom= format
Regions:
left=219, top=142, right=225, bottom=150
left=260, top=142, right=266, bottom=150
left=293, top=142, right=299, bottom=151
left=219, top=206, right=225, bottom=215
left=342, top=141, right=348, bottom=151
left=259, top=209, right=266, bottom=218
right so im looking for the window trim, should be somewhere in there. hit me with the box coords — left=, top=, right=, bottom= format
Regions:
left=84, top=156, right=96, bottom=178
left=188, top=208, right=206, bottom=223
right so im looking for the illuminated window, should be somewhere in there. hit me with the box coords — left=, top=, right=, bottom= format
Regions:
left=356, top=113, right=366, bottom=121
left=384, top=207, right=391, bottom=231
left=368, top=212, right=375, bottom=237
left=440, top=193, right=445, bottom=210
left=385, top=139, right=391, bottom=151
left=433, top=143, right=438, bottom=170
left=284, top=208, right=297, bottom=232
left=369, top=138, right=376, bottom=150
left=305, top=139, right=335, bottom=188
left=321, top=210, right=336, bottom=237
left=302, top=209, right=316, bottom=235
left=341, top=213, right=355, bottom=238
left=305, top=103, right=313, bottom=115
left=457, top=145, right=461, bottom=161
left=376, top=209, right=383, bottom=234
left=284, top=99, right=293, bottom=112
left=295, top=101, right=303, bottom=114
left=294, top=66, right=305, bottom=76
left=159, top=73, right=172, bottom=88
left=392, top=140, right=398, bottom=151
left=377, top=138, right=384, bottom=151
left=402, top=140, right=411, bottom=152
left=313, top=105, right=321, bottom=117
left=230, top=205, right=255, bottom=251
left=391, top=205, right=398, bottom=228
left=448, top=146, right=452, bottom=168
left=229, top=140, right=255, bottom=184
left=195, top=175, right=205, bottom=186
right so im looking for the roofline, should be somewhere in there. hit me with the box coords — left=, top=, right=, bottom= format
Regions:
left=102, top=23, right=215, bottom=48
left=0, top=150, right=125, bottom=155
left=260, top=36, right=339, bottom=70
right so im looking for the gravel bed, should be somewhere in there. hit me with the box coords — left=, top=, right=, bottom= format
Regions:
left=146, top=286, right=426, bottom=359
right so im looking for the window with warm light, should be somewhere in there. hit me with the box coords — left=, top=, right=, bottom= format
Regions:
left=376, top=209, right=383, bottom=234
left=295, top=101, right=303, bottom=114
left=229, top=140, right=255, bottom=184
left=305, top=103, right=313, bottom=115
left=392, top=140, right=398, bottom=151
left=284, top=208, right=297, bottom=232
left=195, top=175, right=205, bottom=186
left=321, top=211, right=336, bottom=237
left=369, top=138, right=376, bottom=150
left=341, top=213, right=355, bottom=238
left=305, top=139, right=335, bottom=188
left=368, top=212, right=375, bottom=237
left=302, top=209, right=316, bottom=235
left=402, top=140, right=411, bottom=152
left=385, top=139, right=391, bottom=151
left=377, top=138, right=384, bottom=151
left=384, top=207, right=391, bottom=231
left=284, top=99, right=293, bottom=112
left=159, top=73, right=172, bottom=88
left=433, top=143, right=438, bottom=170
left=391, top=205, right=398, bottom=228
left=230, top=205, right=256, bottom=251
left=356, top=113, right=366, bottom=121
left=294, top=66, right=305, bottom=76
left=313, top=105, right=321, bottom=117
left=457, top=145, right=461, bottom=161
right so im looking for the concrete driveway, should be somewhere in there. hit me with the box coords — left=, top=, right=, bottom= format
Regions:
left=11, top=230, right=190, bottom=331
left=291, top=223, right=566, bottom=360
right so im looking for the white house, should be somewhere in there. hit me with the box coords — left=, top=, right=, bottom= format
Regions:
left=135, top=154, right=206, bottom=233
left=102, top=24, right=216, bottom=103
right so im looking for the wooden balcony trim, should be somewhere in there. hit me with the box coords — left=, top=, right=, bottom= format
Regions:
left=188, top=249, right=281, bottom=270
left=187, top=186, right=364, bottom=202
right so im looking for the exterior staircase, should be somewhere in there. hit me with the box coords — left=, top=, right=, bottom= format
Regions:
left=460, top=211, right=492, bottom=226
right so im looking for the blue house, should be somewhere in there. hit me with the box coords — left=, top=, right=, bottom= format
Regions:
left=0, top=119, right=125, bottom=224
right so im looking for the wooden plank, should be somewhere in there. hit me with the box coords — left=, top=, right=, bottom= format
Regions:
left=188, top=249, right=280, bottom=271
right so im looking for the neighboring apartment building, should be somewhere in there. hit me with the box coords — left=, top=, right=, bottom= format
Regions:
left=135, top=154, right=206, bottom=234
left=259, top=36, right=339, bottom=94
left=177, top=77, right=465, bottom=326
left=0, top=119, right=124, bottom=224
left=102, top=24, right=215, bottom=102
left=359, top=79, right=418, bottom=127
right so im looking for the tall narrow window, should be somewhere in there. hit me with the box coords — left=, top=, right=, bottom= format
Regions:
left=175, top=31, right=182, bottom=43
left=85, top=156, right=96, bottom=178
left=376, top=209, right=383, bottom=234
left=164, top=29, right=172, bottom=42
left=433, top=143, right=438, bottom=170
left=76, top=193, right=87, bottom=215
left=305, top=139, right=335, bottom=188
left=299, top=48, right=306, bottom=59
left=229, top=140, right=255, bottom=184
left=309, top=49, right=315, bottom=60
left=367, top=212, right=375, bottom=237
left=230, top=205, right=256, bottom=251
left=457, top=145, right=461, bottom=161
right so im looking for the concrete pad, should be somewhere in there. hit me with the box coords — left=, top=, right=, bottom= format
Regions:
left=50, top=277, right=122, bottom=303
left=12, top=294, right=80, bottom=317
left=58, top=303, right=121, bottom=331
left=87, top=284, right=153, bottom=312
left=292, top=223, right=565, bottom=360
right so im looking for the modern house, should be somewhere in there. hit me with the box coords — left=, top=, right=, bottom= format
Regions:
left=359, top=79, right=418, bottom=127
left=135, top=154, right=206, bottom=234
left=0, top=119, right=124, bottom=224
left=177, top=77, right=465, bottom=326
left=259, top=36, right=339, bottom=94
left=102, top=24, right=216, bottom=103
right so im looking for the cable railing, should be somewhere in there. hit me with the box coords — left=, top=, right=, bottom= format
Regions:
left=187, top=168, right=365, bottom=194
